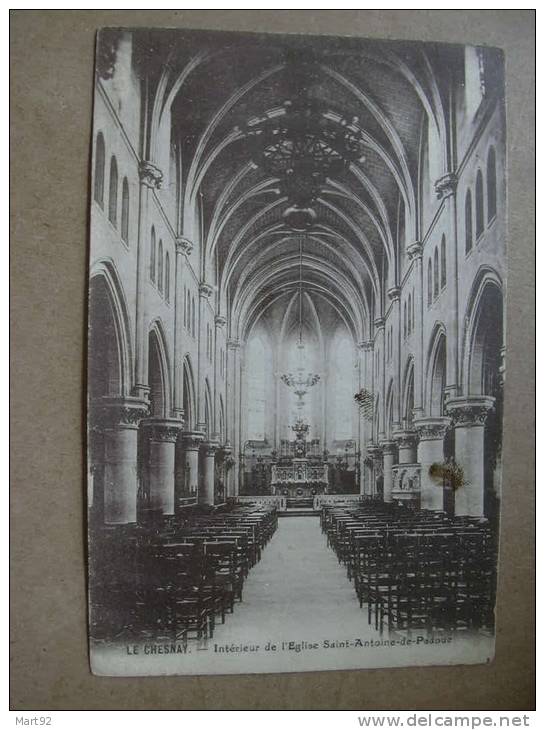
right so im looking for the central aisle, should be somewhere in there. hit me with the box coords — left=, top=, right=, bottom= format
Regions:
left=212, top=515, right=376, bottom=642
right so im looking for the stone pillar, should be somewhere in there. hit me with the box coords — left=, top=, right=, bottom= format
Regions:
left=172, top=236, right=193, bottom=419
left=446, top=396, right=495, bottom=517
left=201, top=441, right=219, bottom=506
left=182, top=431, right=204, bottom=499
left=407, top=242, right=424, bottom=417
left=380, top=440, right=397, bottom=503
left=94, top=396, right=149, bottom=524
left=414, top=417, right=451, bottom=512
left=143, top=418, right=181, bottom=515
left=387, top=286, right=401, bottom=425
left=435, top=173, right=459, bottom=401
left=134, top=161, right=162, bottom=400
left=227, top=338, right=241, bottom=496
left=367, top=444, right=383, bottom=497
left=197, top=282, right=213, bottom=431
left=393, top=429, right=418, bottom=465
left=214, top=314, right=227, bottom=437
left=374, top=318, right=385, bottom=437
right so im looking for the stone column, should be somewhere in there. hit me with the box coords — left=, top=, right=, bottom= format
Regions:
left=182, top=431, right=204, bottom=499
left=214, top=314, right=227, bottom=438
left=142, top=418, right=182, bottom=515
left=134, top=161, right=162, bottom=400
left=445, top=396, right=495, bottom=517
left=393, top=429, right=418, bottom=465
left=197, top=282, right=213, bottom=432
left=387, top=286, right=401, bottom=425
left=172, top=236, right=193, bottom=420
left=367, top=444, right=383, bottom=497
left=414, top=417, right=451, bottom=512
left=200, top=441, right=219, bottom=506
left=407, top=242, right=424, bottom=417
left=374, top=317, right=385, bottom=438
left=227, top=338, right=241, bottom=496
left=94, top=396, right=149, bottom=524
left=435, top=173, right=459, bottom=401
left=380, top=440, right=397, bottom=503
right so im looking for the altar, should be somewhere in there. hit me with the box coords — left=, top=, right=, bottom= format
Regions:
left=271, top=459, right=328, bottom=497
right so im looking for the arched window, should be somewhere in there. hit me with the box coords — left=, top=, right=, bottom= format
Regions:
left=158, top=240, right=163, bottom=293
left=247, top=337, right=267, bottom=440
left=427, top=259, right=432, bottom=307
left=165, top=252, right=170, bottom=302
left=433, top=247, right=439, bottom=299
left=108, top=156, right=118, bottom=226
left=487, top=147, right=497, bottom=222
left=440, top=235, right=446, bottom=289
left=476, top=169, right=484, bottom=238
left=94, top=132, right=105, bottom=207
left=465, top=189, right=473, bottom=253
left=191, top=297, right=195, bottom=337
left=150, top=227, right=156, bottom=282
left=121, top=177, right=129, bottom=243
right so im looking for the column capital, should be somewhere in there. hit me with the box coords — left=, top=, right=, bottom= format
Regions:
left=407, top=241, right=423, bottom=261
left=175, top=236, right=193, bottom=256
left=367, top=443, right=383, bottom=459
left=359, top=339, right=374, bottom=352
left=142, top=417, right=182, bottom=442
left=414, top=416, right=451, bottom=441
left=379, top=439, right=397, bottom=455
left=199, top=282, right=214, bottom=299
left=139, top=160, right=163, bottom=189
left=227, top=338, right=240, bottom=350
left=215, top=314, right=227, bottom=328
left=91, top=396, right=149, bottom=430
left=434, top=171, right=457, bottom=199
left=182, top=430, right=205, bottom=451
left=374, top=317, right=385, bottom=331
left=387, top=286, right=401, bottom=302
left=445, top=396, right=495, bottom=427
left=392, top=429, right=418, bottom=449
left=202, top=440, right=220, bottom=457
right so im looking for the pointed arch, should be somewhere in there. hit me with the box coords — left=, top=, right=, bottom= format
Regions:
left=487, top=147, right=497, bottom=222
left=402, top=357, right=415, bottom=429
left=182, top=355, right=196, bottom=430
left=158, top=240, right=164, bottom=294
left=121, top=177, right=129, bottom=243
left=108, top=156, right=118, bottom=226
left=150, top=227, right=156, bottom=282
left=461, top=267, right=504, bottom=396
left=465, top=189, right=473, bottom=254
left=148, top=320, right=172, bottom=417
left=426, top=324, right=447, bottom=416
left=94, top=132, right=105, bottom=207
left=476, top=169, right=484, bottom=239
left=88, top=259, right=133, bottom=398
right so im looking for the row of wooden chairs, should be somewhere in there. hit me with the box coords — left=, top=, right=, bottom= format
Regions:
left=89, top=505, right=278, bottom=646
left=322, top=502, right=497, bottom=636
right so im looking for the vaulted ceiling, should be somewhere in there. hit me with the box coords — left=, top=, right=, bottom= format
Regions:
left=135, top=29, right=458, bottom=342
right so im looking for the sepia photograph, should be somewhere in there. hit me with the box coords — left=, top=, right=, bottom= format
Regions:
left=87, top=26, right=506, bottom=677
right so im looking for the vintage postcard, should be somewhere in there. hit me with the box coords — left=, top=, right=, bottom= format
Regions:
left=87, top=27, right=505, bottom=676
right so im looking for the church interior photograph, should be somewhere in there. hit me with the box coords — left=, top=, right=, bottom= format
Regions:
left=87, top=27, right=505, bottom=673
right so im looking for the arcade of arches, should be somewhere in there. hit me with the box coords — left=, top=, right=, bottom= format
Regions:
left=88, top=30, right=505, bottom=527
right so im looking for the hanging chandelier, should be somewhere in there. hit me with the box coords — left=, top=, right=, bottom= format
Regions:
left=243, top=97, right=366, bottom=230
left=280, top=238, right=320, bottom=411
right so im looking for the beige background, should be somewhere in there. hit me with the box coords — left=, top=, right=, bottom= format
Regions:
left=10, top=10, right=535, bottom=710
